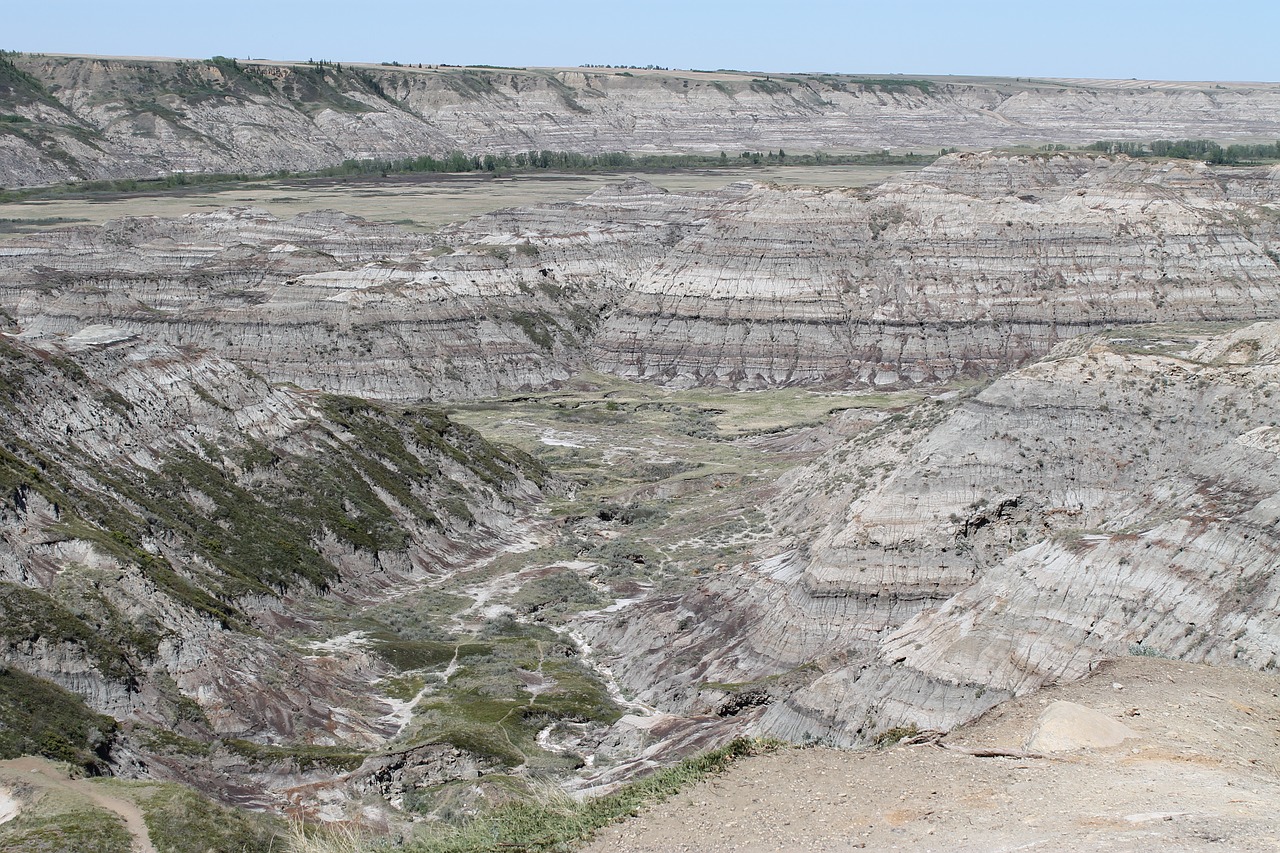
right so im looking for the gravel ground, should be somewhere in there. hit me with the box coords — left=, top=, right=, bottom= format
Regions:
left=585, top=657, right=1280, bottom=852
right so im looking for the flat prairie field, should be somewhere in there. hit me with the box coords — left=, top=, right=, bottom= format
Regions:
left=0, top=164, right=920, bottom=235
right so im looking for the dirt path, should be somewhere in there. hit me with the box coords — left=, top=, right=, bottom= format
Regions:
left=585, top=657, right=1280, bottom=852
left=4, top=757, right=156, bottom=853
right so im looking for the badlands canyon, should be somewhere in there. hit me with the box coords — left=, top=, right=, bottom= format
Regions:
left=1, top=54, right=1280, bottom=852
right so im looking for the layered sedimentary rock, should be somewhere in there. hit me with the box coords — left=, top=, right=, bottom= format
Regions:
left=6, top=54, right=1280, bottom=187
left=592, top=153, right=1280, bottom=386
left=587, top=321, right=1280, bottom=745
left=0, top=329, right=544, bottom=804
left=0, top=180, right=742, bottom=399
left=3, top=154, right=1280, bottom=401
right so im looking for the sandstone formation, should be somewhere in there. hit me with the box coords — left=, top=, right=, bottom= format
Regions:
left=591, top=154, right=1280, bottom=386
left=1024, top=701, right=1139, bottom=752
left=5, top=54, right=1280, bottom=187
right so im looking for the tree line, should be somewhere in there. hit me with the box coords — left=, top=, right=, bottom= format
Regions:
left=1, top=148, right=941, bottom=201
left=316, top=148, right=939, bottom=178
left=1087, top=138, right=1280, bottom=164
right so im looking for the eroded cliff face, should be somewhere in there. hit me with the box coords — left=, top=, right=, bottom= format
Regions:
left=5, top=55, right=1280, bottom=187
left=0, top=330, right=545, bottom=805
left=585, top=322, right=1280, bottom=746
left=0, top=180, right=757, bottom=400
left=591, top=154, right=1280, bottom=386
left=4, top=153, right=1279, bottom=400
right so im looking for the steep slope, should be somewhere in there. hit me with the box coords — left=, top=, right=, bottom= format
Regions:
left=584, top=321, right=1280, bottom=747
left=0, top=329, right=545, bottom=805
left=5, top=54, right=1280, bottom=187
left=0, top=180, right=750, bottom=399
left=591, top=153, right=1280, bottom=387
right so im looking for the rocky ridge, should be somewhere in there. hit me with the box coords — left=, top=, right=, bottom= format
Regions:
left=0, top=180, right=749, bottom=399
left=5, top=55, right=1280, bottom=187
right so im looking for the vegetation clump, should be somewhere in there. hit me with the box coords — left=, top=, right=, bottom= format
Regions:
left=136, top=783, right=285, bottom=853
left=0, top=665, right=118, bottom=772
left=224, top=739, right=367, bottom=773
left=509, top=570, right=605, bottom=619
left=398, top=737, right=779, bottom=852
left=0, top=803, right=133, bottom=853
left=1087, top=138, right=1280, bottom=164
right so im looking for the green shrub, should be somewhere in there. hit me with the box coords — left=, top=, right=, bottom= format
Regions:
left=137, top=783, right=285, bottom=853
left=0, top=666, right=116, bottom=768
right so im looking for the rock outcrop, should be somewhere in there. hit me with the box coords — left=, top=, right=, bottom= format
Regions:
left=586, top=321, right=1280, bottom=746
left=0, top=329, right=544, bottom=804
left=5, top=55, right=1280, bottom=187
left=591, top=154, right=1280, bottom=387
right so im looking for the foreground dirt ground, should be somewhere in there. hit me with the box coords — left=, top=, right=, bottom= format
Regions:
left=586, top=657, right=1280, bottom=852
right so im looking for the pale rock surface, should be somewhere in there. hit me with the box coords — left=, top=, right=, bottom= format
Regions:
left=1025, top=701, right=1139, bottom=752
left=585, top=321, right=1280, bottom=749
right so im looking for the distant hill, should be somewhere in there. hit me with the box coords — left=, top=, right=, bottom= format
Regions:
left=3, top=52, right=1280, bottom=187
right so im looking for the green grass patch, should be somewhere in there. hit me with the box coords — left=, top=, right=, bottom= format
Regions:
left=0, top=803, right=133, bottom=853
left=356, top=588, right=470, bottom=642
left=370, top=637, right=490, bottom=672
left=224, top=739, right=367, bottom=773
left=508, top=570, right=606, bottom=620
left=134, top=781, right=285, bottom=853
left=141, top=728, right=211, bottom=758
left=0, top=215, right=87, bottom=233
left=850, top=77, right=934, bottom=94
left=379, top=672, right=429, bottom=702
left=402, top=636, right=621, bottom=772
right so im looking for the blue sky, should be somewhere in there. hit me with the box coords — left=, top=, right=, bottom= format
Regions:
left=8, top=1, right=1278, bottom=82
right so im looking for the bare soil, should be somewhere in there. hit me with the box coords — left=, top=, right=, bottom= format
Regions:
left=0, top=757, right=156, bottom=853
left=585, top=656, right=1280, bottom=852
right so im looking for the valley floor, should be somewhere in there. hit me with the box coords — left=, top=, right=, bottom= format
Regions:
left=585, top=657, right=1280, bottom=852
